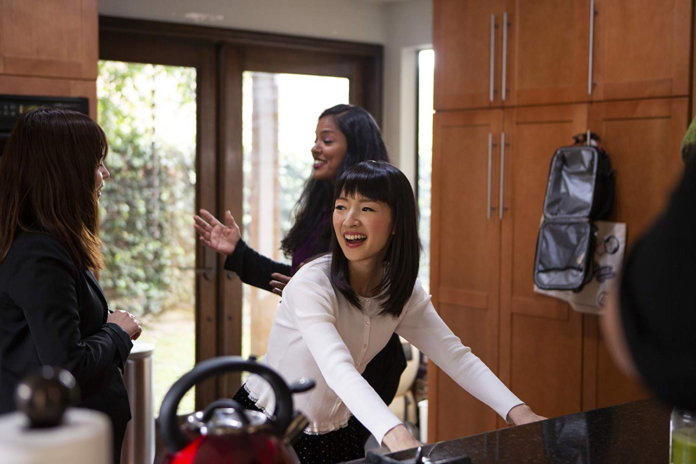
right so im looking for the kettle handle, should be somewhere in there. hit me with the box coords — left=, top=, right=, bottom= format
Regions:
left=158, top=356, right=294, bottom=453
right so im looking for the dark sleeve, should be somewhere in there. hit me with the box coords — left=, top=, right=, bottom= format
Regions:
left=621, top=161, right=696, bottom=319
left=104, top=323, right=133, bottom=371
left=222, top=238, right=292, bottom=293
left=619, top=161, right=696, bottom=408
left=8, top=239, right=129, bottom=382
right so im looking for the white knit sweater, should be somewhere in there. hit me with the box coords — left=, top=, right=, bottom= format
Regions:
left=245, top=256, right=523, bottom=445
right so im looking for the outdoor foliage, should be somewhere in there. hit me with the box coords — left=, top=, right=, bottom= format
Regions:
left=97, top=61, right=197, bottom=317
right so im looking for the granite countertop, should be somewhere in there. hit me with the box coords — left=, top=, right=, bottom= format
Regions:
left=350, top=399, right=672, bottom=464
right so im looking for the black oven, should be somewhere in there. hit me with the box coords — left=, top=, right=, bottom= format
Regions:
left=0, top=95, right=90, bottom=156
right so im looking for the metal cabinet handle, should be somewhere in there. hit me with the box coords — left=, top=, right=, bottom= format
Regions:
left=487, top=133, right=493, bottom=219
left=490, top=14, right=496, bottom=102
left=588, top=0, right=596, bottom=95
left=501, top=12, right=509, bottom=101
left=499, top=132, right=506, bottom=220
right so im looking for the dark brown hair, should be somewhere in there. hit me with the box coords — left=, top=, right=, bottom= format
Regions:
left=0, top=107, right=108, bottom=270
left=330, top=161, right=421, bottom=318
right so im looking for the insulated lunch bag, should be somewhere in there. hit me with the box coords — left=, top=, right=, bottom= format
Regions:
left=533, top=133, right=614, bottom=292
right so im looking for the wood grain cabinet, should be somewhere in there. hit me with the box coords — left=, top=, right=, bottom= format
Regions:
left=433, top=0, right=504, bottom=110
left=429, top=110, right=504, bottom=441
left=434, top=0, right=591, bottom=110
left=497, top=105, right=589, bottom=421
left=433, top=0, right=692, bottom=111
left=0, top=0, right=98, bottom=80
left=590, top=0, right=692, bottom=101
left=428, top=99, right=688, bottom=440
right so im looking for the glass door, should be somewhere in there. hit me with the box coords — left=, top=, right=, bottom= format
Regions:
left=98, top=61, right=198, bottom=414
left=98, top=32, right=219, bottom=412
left=241, top=71, right=349, bottom=359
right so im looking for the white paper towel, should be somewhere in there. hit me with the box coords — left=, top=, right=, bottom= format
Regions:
left=0, top=408, right=111, bottom=464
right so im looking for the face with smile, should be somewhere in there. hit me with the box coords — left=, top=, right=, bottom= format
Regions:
left=333, top=192, right=393, bottom=268
left=95, top=160, right=110, bottom=199
left=312, top=116, right=348, bottom=181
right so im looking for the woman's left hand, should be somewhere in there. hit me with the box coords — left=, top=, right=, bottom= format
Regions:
left=270, top=273, right=291, bottom=296
left=507, top=404, right=547, bottom=426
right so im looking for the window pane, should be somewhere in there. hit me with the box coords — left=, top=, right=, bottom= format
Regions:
left=98, top=61, right=197, bottom=414
left=418, top=50, right=435, bottom=294
left=241, top=72, right=349, bottom=359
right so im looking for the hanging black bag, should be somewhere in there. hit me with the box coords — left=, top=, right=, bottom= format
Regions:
left=533, top=133, right=615, bottom=292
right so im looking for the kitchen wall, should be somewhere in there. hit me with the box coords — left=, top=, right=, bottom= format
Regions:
left=98, top=0, right=433, bottom=185
left=382, top=0, right=432, bottom=187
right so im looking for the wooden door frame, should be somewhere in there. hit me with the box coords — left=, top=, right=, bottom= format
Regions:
left=99, top=16, right=384, bottom=407
left=100, top=16, right=383, bottom=124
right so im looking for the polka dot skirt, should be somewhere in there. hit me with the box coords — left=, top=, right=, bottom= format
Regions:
left=234, top=386, right=371, bottom=464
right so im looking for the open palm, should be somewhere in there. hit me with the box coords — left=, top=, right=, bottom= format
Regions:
left=194, top=209, right=241, bottom=256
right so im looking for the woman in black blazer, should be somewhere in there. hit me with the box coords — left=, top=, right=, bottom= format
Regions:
left=0, top=107, right=142, bottom=464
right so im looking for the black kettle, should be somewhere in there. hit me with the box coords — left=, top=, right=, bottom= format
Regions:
left=155, top=356, right=314, bottom=464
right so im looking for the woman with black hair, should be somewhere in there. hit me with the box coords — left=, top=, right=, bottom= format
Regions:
left=234, top=161, right=544, bottom=463
left=194, top=104, right=406, bottom=431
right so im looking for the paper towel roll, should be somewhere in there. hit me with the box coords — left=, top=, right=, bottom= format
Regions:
left=0, top=408, right=111, bottom=464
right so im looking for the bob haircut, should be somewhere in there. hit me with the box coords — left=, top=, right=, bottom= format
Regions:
left=281, top=104, right=389, bottom=256
left=0, top=107, right=108, bottom=270
left=330, top=160, right=421, bottom=318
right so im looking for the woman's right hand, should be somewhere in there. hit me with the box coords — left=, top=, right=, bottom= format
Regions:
left=382, top=424, right=422, bottom=452
left=194, top=209, right=241, bottom=256
left=107, top=310, right=142, bottom=340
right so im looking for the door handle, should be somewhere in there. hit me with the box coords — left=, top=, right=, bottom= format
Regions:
left=488, top=133, right=493, bottom=219
left=501, top=12, right=510, bottom=101
left=490, top=14, right=497, bottom=102
left=588, top=0, right=597, bottom=95
left=499, top=132, right=506, bottom=220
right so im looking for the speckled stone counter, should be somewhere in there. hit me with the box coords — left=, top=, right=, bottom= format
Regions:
left=349, top=399, right=672, bottom=463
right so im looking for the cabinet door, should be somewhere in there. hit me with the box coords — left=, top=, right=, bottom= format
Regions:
left=591, top=0, right=692, bottom=100
left=433, top=0, right=504, bottom=110
left=503, top=0, right=590, bottom=106
left=498, top=105, right=588, bottom=421
left=582, top=98, right=688, bottom=409
left=428, top=109, right=503, bottom=442
left=0, top=0, right=98, bottom=79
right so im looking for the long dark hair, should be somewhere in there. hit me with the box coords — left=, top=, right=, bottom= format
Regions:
left=330, top=161, right=421, bottom=318
left=280, top=105, right=389, bottom=256
left=0, top=107, right=108, bottom=270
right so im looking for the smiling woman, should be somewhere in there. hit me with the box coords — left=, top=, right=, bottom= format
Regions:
left=228, top=161, right=545, bottom=464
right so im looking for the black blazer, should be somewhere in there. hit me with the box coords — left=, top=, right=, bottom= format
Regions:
left=0, top=232, right=132, bottom=462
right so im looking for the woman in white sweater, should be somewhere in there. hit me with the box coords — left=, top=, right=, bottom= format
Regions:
left=233, top=160, right=544, bottom=463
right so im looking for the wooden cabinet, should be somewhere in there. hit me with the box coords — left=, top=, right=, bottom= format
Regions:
left=433, top=0, right=504, bottom=110
left=433, top=0, right=692, bottom=111
left=434, top=0, right=590, bottom=110
left=498, top=105, right=589, bottom=420
left=429, top=109, right=503, bottom=441
left=503, top=0, right=589, bottom=106
left=591, top=0, right=692, bottom=101
left=428, top=99, right=689, bottom=440
left=588, top=98, right=687, bottom=245
left=0, top=0, right=99, bottom=117
left=0, top=0, right=98, bottom=80
left=580, top=98, right=688, bottom=410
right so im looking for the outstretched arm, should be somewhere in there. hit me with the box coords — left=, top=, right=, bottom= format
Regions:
left=195, top=209, right=291, bottom=292
left=396, top=282, right=545, bottom=425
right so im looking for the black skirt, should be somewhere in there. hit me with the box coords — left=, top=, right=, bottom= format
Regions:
left=234, top=386, right=371, bottom=464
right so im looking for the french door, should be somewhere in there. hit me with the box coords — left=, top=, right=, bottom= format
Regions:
left=99, top=18, right=382, bottom=410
